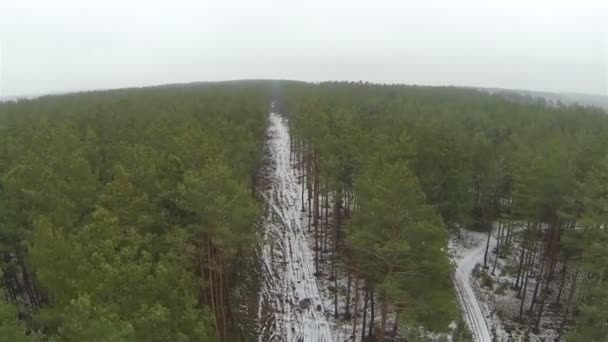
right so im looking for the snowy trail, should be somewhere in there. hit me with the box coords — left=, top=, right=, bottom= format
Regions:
left=453, top=231, right=493, bottom=342
left=257, top=113, right=334, bottom=342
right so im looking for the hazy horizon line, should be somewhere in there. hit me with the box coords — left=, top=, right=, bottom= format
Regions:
left=2, top=78, right=607, bottom=100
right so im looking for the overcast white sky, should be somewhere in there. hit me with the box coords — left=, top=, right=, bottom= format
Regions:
left=0, top=0, right=606, bottom=96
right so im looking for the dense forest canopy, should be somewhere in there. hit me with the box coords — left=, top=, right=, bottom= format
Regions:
left=0, top=82, right=270, bottom=341
left=280, top=82, right=608, bottom=341
left=1, top=80, right=607, bottom=341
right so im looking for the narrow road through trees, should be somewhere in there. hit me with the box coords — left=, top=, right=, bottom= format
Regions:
left=453, top=230, right=494, bottom=342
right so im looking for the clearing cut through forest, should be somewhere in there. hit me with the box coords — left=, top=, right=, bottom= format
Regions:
left=257, top=112, right=334, bottom=341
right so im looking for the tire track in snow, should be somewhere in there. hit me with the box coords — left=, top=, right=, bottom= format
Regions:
left=453, top=231, right=494, bottom=342
left=257, top=113, right=334, bottom=342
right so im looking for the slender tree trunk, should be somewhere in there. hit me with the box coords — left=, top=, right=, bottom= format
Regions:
left=336, top=187, right=342, bottom=247
left=361, top=287, right=369, bottom=341
left=218, top=250, right=228, bottom=342
left=197, top=241, right=208, bottom=305
left=314, top=186, right=319, bottom=275
left=3, top=273, right=16, bottom=302
left=223, top=259, right=233, bottom=340
left=555, top=263, right=568, bottom=305
left=301, top=171, right=305, bottom=211
left=492, top=221, right=503, bottom=275
left=483, top=224, right=492, bottom=268
left=319, top=190, right=324, bottom=262
left=17, top=250, right=39, bottom=309
left=308, top=196, right=312, bottom=233
left=519, top=222, right=537, bottom=296
left=518, top=246, right=531, bottom=297
left=392, top=312, right=399, bottom=336
left=369, top=287, right=375, bottom=337
left=307, top=147, right=312, bottom=234
left=334, top=266, right=339, bottom=318
left=345, top=271, right=352, bottom=318
left=534, top=293, right=546, bottom=331
left=352, top=271, right=360, bottom=339
left=504, top=221, right=513, bottom=247
left=529, top=248, right=546, bottom=313
left=379, top=296, right=389, bottom=342
left=514, top=244, right=526, bottom=289
left=515, top=221, right=532, bottom=288
left=289, top=132, right=293, bottom=163
left=345, top=190, right=351, bottom=218
left=314, top=171, right=319, bottom=229
left=323, top=188, right=329, bottom=254
left=557, top=268, right=579, bottom=341
left=519, top=239, right=536, bottom=317
left=207, top=239, right=220, bottom=339
left=545, top=220, right=562, bottom=292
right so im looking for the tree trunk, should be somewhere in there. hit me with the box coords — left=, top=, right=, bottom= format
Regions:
left=514, top=244, right=526, bottom=289
left=17, top=249, right=39, bottom=309
left=529, top=247, right=546, bottom=313
left=369, top=287, right=375, bottom=337
left=307, top=147, right=312, bottom=234
left=392, top=312, right=399, bottom=336
left=519, top=238, right=536, bottom=317
left=492, top=221, right=503, bottom=275
left=314, top=188, right=319, bottom=275
left=361, top=287, right=369, bottom=341
left=557, top=268, right=579, bottom=341
left=345, top=271, right=352, bottom=318
left=504, top=221, right=513, bottom=247
left=514, top=221, right=531, bottom=288
left=336, top=187, right=342, bottom=246
left=207, top=239, right=220, bottom=339
left=544, top=220, right=563, bottom=292
left=334, top=265, right=339, bottom=318
left=555, top=263, right=568, bottom=305
left=534, top=293, right=546, bottom=331
left=218, top=250, right=228, bottom=342
left=352, top=271, right=360, bottom=339
left=323, top=188, right=329, bottom=254
left=518, top=244, right=531, bottom=297
left=197, top=241, right=208, bottom=305
left=301, top=172, right=305, bottom=211
left=483, top=224, right=492, bottom=268
left=379, top=296, right=389, bottom=342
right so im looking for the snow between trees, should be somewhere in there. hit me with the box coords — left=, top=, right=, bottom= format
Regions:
left=257, top=113, right=334, bottom=342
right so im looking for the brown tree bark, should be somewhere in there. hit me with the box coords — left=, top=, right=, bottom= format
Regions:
left=369, top=286, right=375, bottom=337
left=361, top=286, right=369, bottom=341
left=352, top=270, right=360, bottom=339
left=345, top=271, right=352, bottom=318
left=492, top=221, right=503, bottom=275
left=379, top=295, right=389, bottom=342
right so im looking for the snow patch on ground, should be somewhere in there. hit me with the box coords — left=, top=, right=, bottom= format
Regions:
left=257, top=113, right=334, bottom=342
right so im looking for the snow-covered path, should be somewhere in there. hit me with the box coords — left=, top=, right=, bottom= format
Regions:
left=453, top=231, right=493, bottom=342
left=257, top=113, right=334, bottom=342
